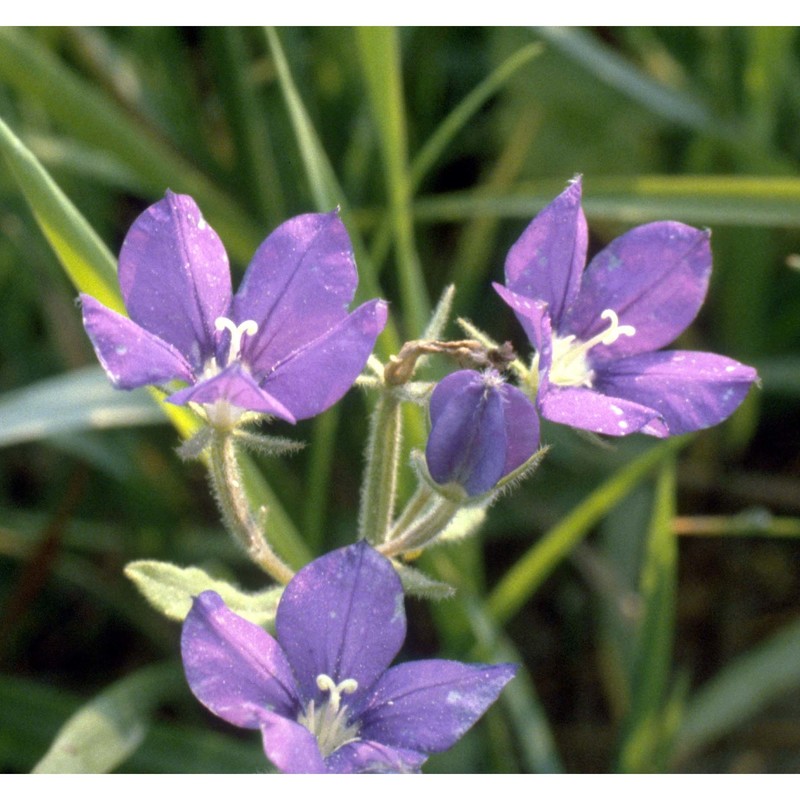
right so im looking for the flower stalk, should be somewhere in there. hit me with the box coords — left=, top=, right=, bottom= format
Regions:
left=378, top=494, right=460, bottom=558
left=208, top=430, right=294, bottom=584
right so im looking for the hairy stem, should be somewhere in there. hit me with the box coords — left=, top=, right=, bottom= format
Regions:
left=208, top=431, right=294, bottom=584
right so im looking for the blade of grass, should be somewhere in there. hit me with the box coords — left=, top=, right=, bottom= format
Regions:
left=616, top=459, right=678, bottom=773
left=673, top=614, right=800, bottom=765
left=0, top=27, right=263, bottom=262
left=0, top=113, right=120, bottom=310
left=0, top=366, right=163, bottom=448
left=412, top=174, right=800, bottom=229
left=488, top=435, right=691, bottom=626
left=355, top=26, right=430, bottom=337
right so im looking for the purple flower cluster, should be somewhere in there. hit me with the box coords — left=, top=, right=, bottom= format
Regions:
left=81, top=191, right=386, bottom=427
left=181, top=542, right=516, bottom=773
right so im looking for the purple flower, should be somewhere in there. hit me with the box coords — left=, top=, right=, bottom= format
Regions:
left=81, top=191, right=387, bottom=426
left=494, top=178, right=758, bottom=437
left=181, top=542, right=516, bottom=773
left=425, top=369, right=539, bottom=496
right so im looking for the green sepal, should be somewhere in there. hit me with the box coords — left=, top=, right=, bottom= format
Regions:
left=393, top=560, right=456, bottom=600
left=124, top=559, right=282, bottom=625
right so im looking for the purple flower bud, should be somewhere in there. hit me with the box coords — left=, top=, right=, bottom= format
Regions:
left=425, top=370, right=540, bottom=496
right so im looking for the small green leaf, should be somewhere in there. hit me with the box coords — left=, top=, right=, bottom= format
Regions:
left=32, top=662, right=183, bottom=774
left=124, top=559, right=282, bottom=624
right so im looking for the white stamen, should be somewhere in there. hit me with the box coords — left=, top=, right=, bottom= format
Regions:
left=316, top=674, right=359, bottom=714
left=215, top=317, right=258, bottom=365
left=547, top=308, right=636, bottom=388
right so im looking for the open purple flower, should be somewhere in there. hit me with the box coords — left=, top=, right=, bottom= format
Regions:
left=181, top=542, right=516, bottom=773
left=81, top=191, right=387, bottom=427
left=425, top=369, right=539, bottom=496
left=494, top=178, right=758, bottom=437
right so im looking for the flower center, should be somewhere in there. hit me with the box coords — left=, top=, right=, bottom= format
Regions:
left=214, top=317, right=259, bottom=366
left=546, top=309, right=636, bottom=388
left=297, top=674, right=361, bottom=759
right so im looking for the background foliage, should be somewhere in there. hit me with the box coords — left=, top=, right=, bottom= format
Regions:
left=1, top=26, right=799, bottom=773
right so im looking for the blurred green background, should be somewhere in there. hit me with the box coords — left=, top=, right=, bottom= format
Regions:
left=1, top=26, right=799, bottom=773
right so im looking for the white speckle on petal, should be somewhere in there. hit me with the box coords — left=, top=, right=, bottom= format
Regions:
left=618, top=420, right=629, bottom=430
left=198, top=217, right=207, bottom=230
left=610, top=404, right=624, bottom=416
left=115, top=345, right=128, bottom=356
left=725, top=365, right=736, bottom=373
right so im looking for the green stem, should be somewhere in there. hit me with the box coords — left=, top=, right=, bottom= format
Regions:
left=378, top=495, right=459, bottom=558
left=209, top=431, right=294, bottom=584
left=386, top=482, right=434, bottom=542
left=358, top=391, right=403, bottom=545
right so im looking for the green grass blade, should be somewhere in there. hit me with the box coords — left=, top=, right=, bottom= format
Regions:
left=488, top=436, right=691, bottom=626
left=0, top=113, right=120, bottom=310
left=673, top=615, right=800, bottom=764
left=32, top=662, right=184, bottom=773
left=410, top=42, right=543, bottom=191
left=0, top=366, right=163, bottom=448
left=0, top=27, right=263, bottom=262
left=412, top=174, right=800, bottom=228
left=616, top=459, right=678, bottom=772
left=355, top=26, right=430, bottom=336
left=466, top=598, right=563, bottom=773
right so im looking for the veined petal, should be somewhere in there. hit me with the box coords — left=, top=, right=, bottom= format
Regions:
left=256, top=299, right=388, bottom=421
left=504, top=178, right=586, bottom=325
left=181, top=591, right=300, bottom=729
left=166, top=363, right=296, bottom=423
left=276, top=543, right=406, bottom=704
left=493, top=283, right=550, bottom=356
left=539, top=383, right=669, bottom=437
left=563, top=222, right=712, bottom=359
left=325, top=740, right=426, bottom=774
left=258, top=711, right=327, bottom=774
left=81, top=294, right=194, bottom=389
left=594, top=350, right=758, bottom=435
left=119, top=191, right=232, bottom=371
left=234, top=211, right=358, bottom=366
left=358, top=659, right=517, bottom=754
left=425, top=371, right=508, bottom=496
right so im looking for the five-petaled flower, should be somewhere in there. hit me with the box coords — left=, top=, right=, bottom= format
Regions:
left=425, top=369, right=539, bottom=496
left=494, top=178, right=758, bottom=437
left=81, top=191, right=387, bottom=429
left=181, top=542, right=516, bottom=773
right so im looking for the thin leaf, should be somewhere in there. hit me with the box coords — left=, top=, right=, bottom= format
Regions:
left=488, top=436, right=691, bottom=625
left=32, top=662, right=184, bottom=773
left=0, top=113, right=120, bottom=310
left=0, top=366, right=163, bottom=448
left=674, top=615, right=800, bottom=764
left=616, top=459, right=678, bottom=773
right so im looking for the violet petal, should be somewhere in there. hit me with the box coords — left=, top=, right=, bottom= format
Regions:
left=358, top=659, right=517, bottom=753
left=80, top=294, right=194, bottom=389
left=492, top=283, right=551, bottom=357
left=118, top=191, right=232, bottom=371
left=258, top=711, right=327, bottom=773
left=425, top=371, right=509, bottom=496
left=181, top=591, right=300, bottom=728
left=538, top=383, right=669, bottom=437
left=501, top=383, right=541, bottom=475
left=326, top=740, right=427, bottom=774
left=503, top=178, right=586, bottom=325
left=563, top=222, right=712, bottom=359
left=594, top=350, right=758, bottom=435
left=276, top=542, right=406, bottom=703
left=166, top=362, right=296, bottom=422
left=233, top=211, right=358, bottom=366
left=255, top=299, right=388, bottom=421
